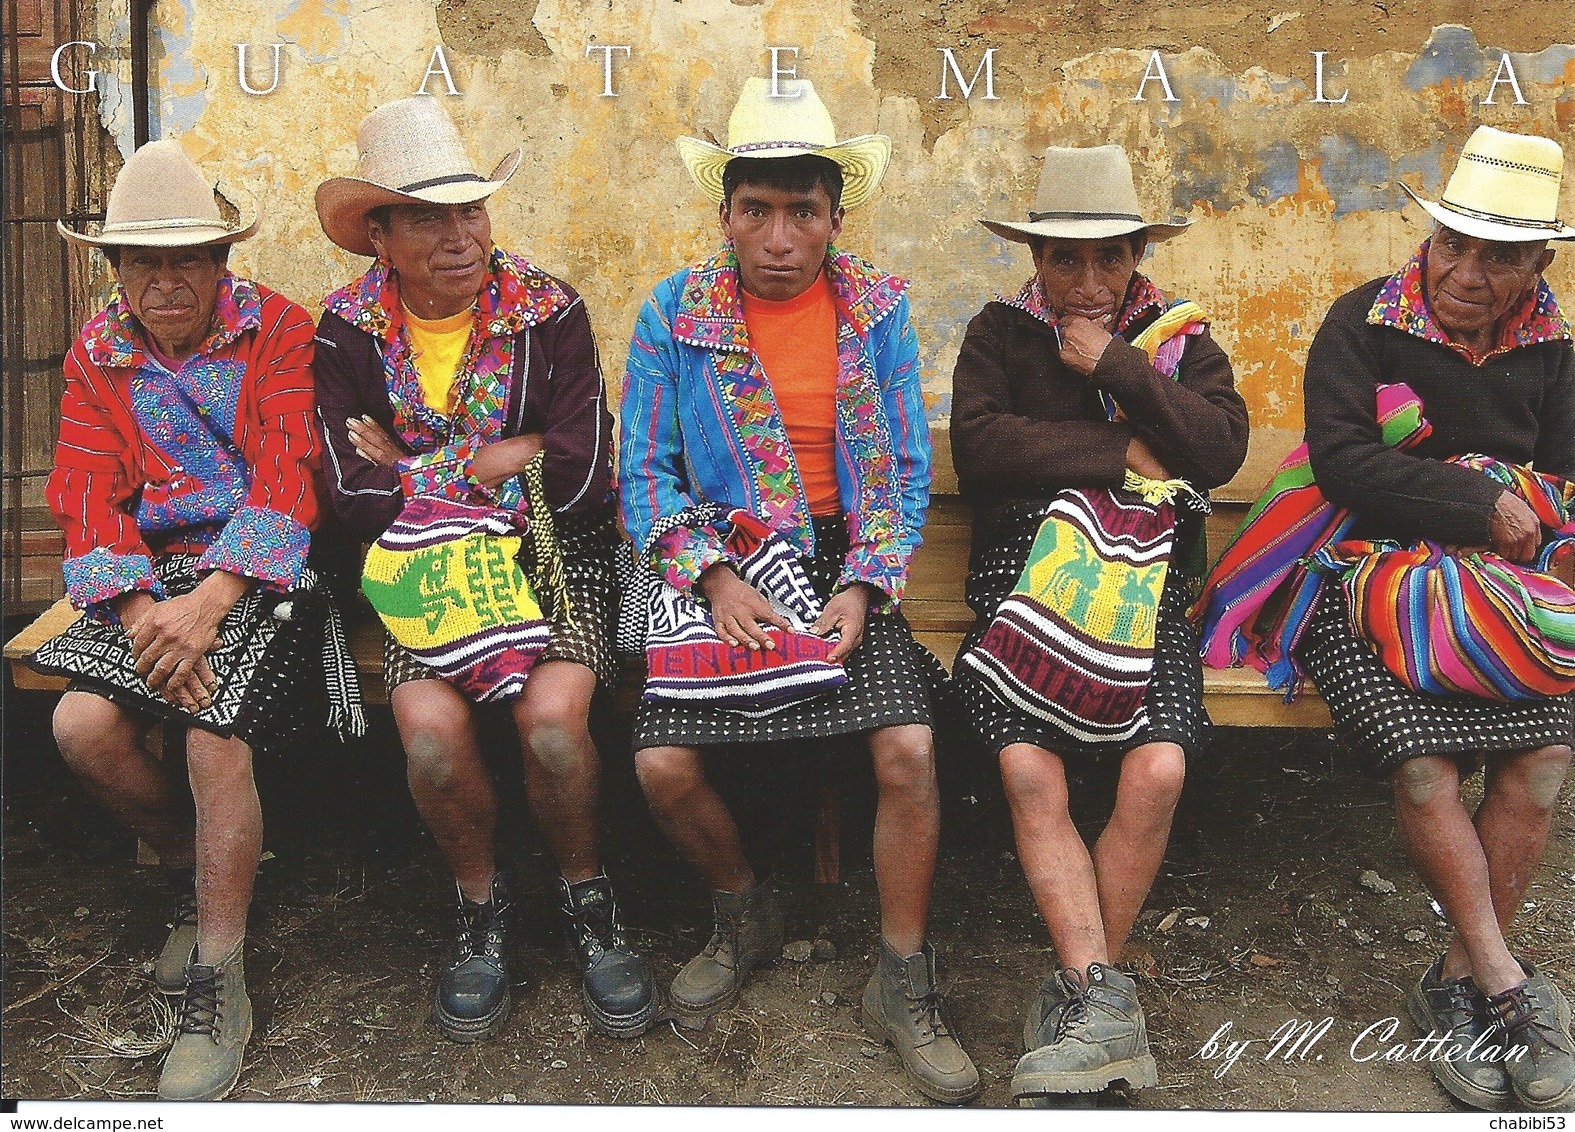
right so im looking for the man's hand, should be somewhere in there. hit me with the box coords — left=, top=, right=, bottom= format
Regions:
left=1487, top=490, right=1541, bottom=563
left=1058, top=315, right=1114, bottom=378
left=472, top=434, right=545, bottom=490
left=811, top=583, right=875, bottom=663
left=346, top=415, right=403, bottom=467
left=126, top=571, right=249, bottom=711
left=699, top=563, right=788, bottom=650
left=1125, top=435, right=1172, bottom=481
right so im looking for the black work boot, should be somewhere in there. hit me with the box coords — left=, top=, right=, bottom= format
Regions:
left=861, top=938, right=981, bottom=1104
left=1407, top=955, right=1511, bottom=1110
left=560, top=874, right=657, bottom=1038
left=433, top=873, right=512, bottom=1042
left=1489, top=963, right=1575, bottom=1112
left=154, top=870, right=198, bottom=995
left=1011, top=963, right=1157, bottom=1099
left=158, top=940, right=252, bottom=1101
left=670, top=883, right=784, bottom=1025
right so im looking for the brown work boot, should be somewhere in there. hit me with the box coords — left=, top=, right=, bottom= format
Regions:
left=153, top=874, right=198, bottom=995
left=1489, top=963, right=1575, bottom=1112
left=670, top=883, right=783, bottom=1024
left=861, top=938, right=981, bottom=1104
left=1011, top=963, right=1157, bottom=1099
left=158, top=940, right=253, bottom=1101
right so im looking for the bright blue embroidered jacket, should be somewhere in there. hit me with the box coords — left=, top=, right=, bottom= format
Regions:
left=618, top=245, right=931, bottom=604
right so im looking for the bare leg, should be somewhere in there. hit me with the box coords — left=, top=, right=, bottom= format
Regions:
left=392, top=680, right=496, bottom=902
left=184, top=729, right=262, bottom=964
left=53, top=691, right=194, bottom=867
left=1001, top=742, right=1107, bottom=970
left=1092, top=742, right=1186, bottom=962
left=1438, top=745, right=1572, bottom=986
left=634, top=746, right=754, bottom=893
left=1391, top=755, right=1523, bottom=994
left=868, top=724, right=939, bottom=955
left=512, top=661, right=601, bottom=885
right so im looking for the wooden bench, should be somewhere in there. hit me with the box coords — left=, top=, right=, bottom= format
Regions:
left=3, top=428, right=1328, bottom=880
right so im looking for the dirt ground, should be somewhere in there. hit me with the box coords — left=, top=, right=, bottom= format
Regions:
left=4, top=685, right=1574, bottom=1110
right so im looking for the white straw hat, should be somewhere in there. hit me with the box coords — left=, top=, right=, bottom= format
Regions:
left=1401, top=125, right=1575, bottom=243
left=676, top=77, right=891, bottom=211
left=58, top=138, right=258, bottom=248
left=316, top=96, right=521, bottom=256
left=980, top=145, right=1190, bottom=245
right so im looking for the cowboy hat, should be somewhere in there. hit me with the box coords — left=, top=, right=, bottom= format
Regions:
left=981, top=145, right=1190, bottom=245
left=676, top=77, right=891, bottom=211
left=57, top=138, right=259, bottom=248
left=1401, top=125, right=1575, bottom=243
left=316, top=96, right=521, bottom=256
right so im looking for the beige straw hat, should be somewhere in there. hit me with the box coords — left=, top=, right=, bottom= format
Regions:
left=58, top=138, right=258, bottom=248
left=981, top=145, right=1190, bottom=245
left=316, top=96, right=521, bottom=256
left=1400, top=126, right=1575, bottom=243
left=677, top=77, right=891, bottom=211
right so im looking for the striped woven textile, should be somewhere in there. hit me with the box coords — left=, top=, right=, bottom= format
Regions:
left=961, top=488, right=1176, bottom=744
left=362, top=495, right=549, bottom=703
left=1191, top=383, right=1431, bottom=697
left=1314, top=456, right=1575, bottom=701
left=643, top=509, right=848, bottom=716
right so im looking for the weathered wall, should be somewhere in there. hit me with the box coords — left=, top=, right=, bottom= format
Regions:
left=78, top=0, right=1575, bottom=432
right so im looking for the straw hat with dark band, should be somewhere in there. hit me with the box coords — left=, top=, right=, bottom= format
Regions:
left=981, top=145, right=1190, bottom=245
left=677, top=77, right=891, bottom=211
left=316, top=96, right=521, bottom=256
left=58, top=139, right=258, bottom=248
left=1401, top=125, right=1575, bottom=243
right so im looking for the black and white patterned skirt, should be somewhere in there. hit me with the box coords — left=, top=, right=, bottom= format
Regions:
left=631, top=517, right=940, bottom=751
left=949, top=500, right=1210, bottom=763
left=1297, top=585, right=1575, bottom=779
left=30, top=554, right=365, bottom=749
left=383, top=507, right=621, bottom=693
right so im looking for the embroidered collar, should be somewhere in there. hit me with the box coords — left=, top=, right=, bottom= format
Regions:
left=1367, top=237, right=1571, bottom=365
left=998, top=272, right=1169, bottom=337
left=83, top=272, right=261, bottom=368
left=323, top=246, right=572, bottom=344
left=672, top=245, right=908, bottom=352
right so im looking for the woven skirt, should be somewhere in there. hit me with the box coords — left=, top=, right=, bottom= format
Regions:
left=1297, top=585, right=1575, bottom=779
left=30, top=554, right=365, bottom=749
left=383, top=506, right=620, bottom=694
left=631, top=517, right=939, bottom=751
left=949, top=500, right=1209, bottom=763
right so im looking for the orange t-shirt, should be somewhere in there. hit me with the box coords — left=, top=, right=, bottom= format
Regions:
left=742, top=275, right=842, bottom=517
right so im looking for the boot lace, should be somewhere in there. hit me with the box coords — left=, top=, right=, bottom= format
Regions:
left=1057, top=971, right=1092, bottom=1035
left=571, top=896, right=628, bottom=961
left=452, top=900, right=506, bottom=966
left=171, top=889, right=198, bottom=931
left=177, top=967, right=221, bottom=1037
left=1488, top=983, right=1570, bottom=1053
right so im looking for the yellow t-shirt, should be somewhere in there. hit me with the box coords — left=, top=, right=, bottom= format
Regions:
left=403, top=306, right=472, bottom=414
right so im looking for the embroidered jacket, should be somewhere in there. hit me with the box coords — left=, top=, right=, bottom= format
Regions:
left=619, top=246, right=930, bottom=604
left=1304, top=238, right=1575, bottom=547
left=313, top=247, right=614, bottom=544
left=47, top=274, right=320, bottom=617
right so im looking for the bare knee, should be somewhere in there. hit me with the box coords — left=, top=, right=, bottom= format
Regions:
left=1389, top=755, right=1461, bottom=812
left=53, top=693, right=138, bottom=780
left=1493, top=744, right=1572, bottom=813
left=999, top=744, right=1069, bottom=814
left=635, top=747, right=703, bottom=814
left=185, top=731, right=254, bottom=798
left=869, top=725, right=936, bottom=795
left=393, top=688, right=476, bottom=793
left=517, top=699, right=592, bottom=781
left=1119, top=743, right=1186, bottom=810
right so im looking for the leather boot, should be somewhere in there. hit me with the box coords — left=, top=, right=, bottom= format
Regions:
left=1022, top=970, right=1073, bottom=1053
left=158, top=940, right=252, bottom=1101
left=670, top=883, right=783, bottom=1023
left=861, top=938, right=981, bottom=1104
left=154, top=871, right=198, bottom=995
left=1011, top=963, right=1158, bottom=1098
left=1489, top=962, right=1575, bottom=1112
left=560, top=874, right=658, bottom=1038
left=434, top=873, right=512, bottom=1042
left=1406, top=955, right=1510, bottom=1110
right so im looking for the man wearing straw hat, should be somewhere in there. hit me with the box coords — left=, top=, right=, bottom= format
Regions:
left=1289, top=126, right=1575, bottom=1111
left=36, top=139, right=364, bottom=1101
left=619, top=76, right=979, bottom=1104
left=313, top=97, right=656, bottom=1043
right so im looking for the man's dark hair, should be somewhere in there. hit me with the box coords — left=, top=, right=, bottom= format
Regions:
left=721, top=154, right=844, bottom=212
left=367, top=204, right=395, bottom=232
left=103, top=243, right=231, bottom=269
left=1027, top=230, right=1148, bottom=259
